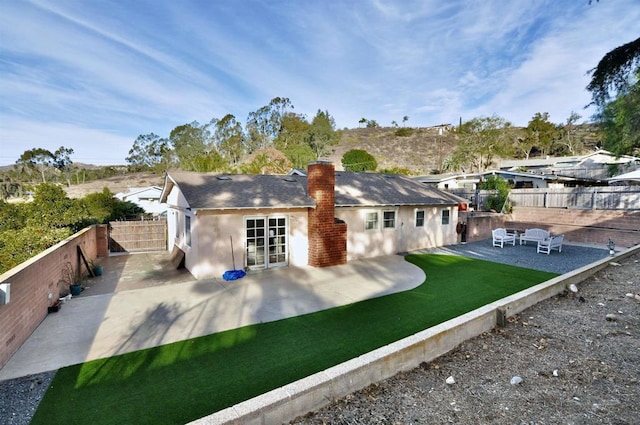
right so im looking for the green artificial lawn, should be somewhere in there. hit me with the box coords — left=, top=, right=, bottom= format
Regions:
left=32, top=254, right=557, bottom=425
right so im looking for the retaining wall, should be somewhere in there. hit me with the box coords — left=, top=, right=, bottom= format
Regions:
left=460, top=207, right=640, bottom=248
left=0, top=225, right=107, bottom=370
left=508, top=207, right=640, bottom=248
left=191, top=245, right=640, bottom=425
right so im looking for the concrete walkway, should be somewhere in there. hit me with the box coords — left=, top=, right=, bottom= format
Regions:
left=0, top=253, right=424, bottom=381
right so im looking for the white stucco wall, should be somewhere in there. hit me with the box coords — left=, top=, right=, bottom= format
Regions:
left=336, top=205, right=458, bottom=261
left=188, top=209, right=309, bottom=279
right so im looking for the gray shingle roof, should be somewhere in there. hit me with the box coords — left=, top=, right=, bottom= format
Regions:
left=165, top=172, right=315, bottom=210
left=164, top=171, right=463, bottom=210
left=335, top=172, right=463, bottom=206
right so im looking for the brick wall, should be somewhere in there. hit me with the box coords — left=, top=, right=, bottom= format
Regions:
left=307, top=161, right=347, bottom=267
left=507, top=207, right=640, bottom=248
left=0, top=225, right=107, bottom=370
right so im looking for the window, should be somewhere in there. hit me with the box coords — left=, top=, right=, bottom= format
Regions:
left=415, top=210, right=425, bottom=227
left=365, top=211, right=379, bottom=230
left=383, top=210, right=396, bottom=229
left=441, top=209, right=450, bottom=225
left=185, top=215, right=191, bottom=246
left=185, top=215, right=192, bottom=246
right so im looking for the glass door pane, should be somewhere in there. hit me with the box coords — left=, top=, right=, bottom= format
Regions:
left=246, top=218, right=266, bottom=269
left=267, top=217, right=287, bottom=267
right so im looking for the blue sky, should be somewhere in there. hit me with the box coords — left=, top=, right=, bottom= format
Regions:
left=1, top=0, right=638, bottom=166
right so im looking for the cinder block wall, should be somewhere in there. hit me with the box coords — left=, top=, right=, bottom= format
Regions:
left=459, top=212, right=508, bottom=243
left=0, top=225, right=107, bottom=370
left=307, top=161, right=347, bottom=267
left=507, top=207, right=640, bottom=248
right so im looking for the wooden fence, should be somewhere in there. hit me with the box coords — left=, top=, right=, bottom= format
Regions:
left=108, top=217, right=167, bottom=253
left=452, top=187, right=640, bottom=211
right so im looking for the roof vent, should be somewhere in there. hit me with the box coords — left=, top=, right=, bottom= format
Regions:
left=283, top=177, right=296, bottom=182
left=217, top=176, right=232, bottom=181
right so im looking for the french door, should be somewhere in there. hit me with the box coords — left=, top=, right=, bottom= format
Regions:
left=245, top=216, right=288, bottom=270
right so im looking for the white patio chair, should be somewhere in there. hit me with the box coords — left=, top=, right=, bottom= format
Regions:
left=492, top=228, right=516, bottom=248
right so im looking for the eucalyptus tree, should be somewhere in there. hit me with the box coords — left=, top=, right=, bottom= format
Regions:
left=126, top=133, right=172, bottom=172
left=245, top=97, right=294, bottom=153
left=213, top=114, right=245, bottom=166
left=170, top=121, right=224, bottom=172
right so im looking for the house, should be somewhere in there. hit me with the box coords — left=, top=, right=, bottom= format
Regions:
left=416, top=170, right=573, bottom=190
left=114, top=186, right=167, bottom=216
left=160, top=161, right=464, bottom=279
left=499, top=150, right=640, bottom=182
left=609, top=169, right=640, bottom=185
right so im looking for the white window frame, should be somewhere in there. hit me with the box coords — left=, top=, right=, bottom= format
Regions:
left=415, top=209, right=425, bottom=227
left=364, top=210, right=379, bottom=231
left=382, top=210, right=397, bottom=230
left=441, top=209, right=450, bottom=225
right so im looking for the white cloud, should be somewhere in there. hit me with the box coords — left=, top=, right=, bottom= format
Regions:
left=0, top=0, right=638, bottom=165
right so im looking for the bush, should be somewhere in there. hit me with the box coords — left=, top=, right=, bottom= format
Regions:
left=342, top=149, right=377, bottom=172
left=480, top=175, right=512, bottom=213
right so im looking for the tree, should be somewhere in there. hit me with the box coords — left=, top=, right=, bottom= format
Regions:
left=213, top=114, right=245, bottom=165
left=126, top=133, right=171, bottom=172
left=446, top=116, right=513, bottom=172
left=480, top=175, right=512, bottom=213
left=358, top=118, right=367, bottom=128
left=402, top=116, right=409, bottom=126
left=365, top=119, right=379, bottom=128
left=587, top=37, right=640, bottom=107
left=308, top=110, right=340, bottom=158
left=169, top=121, right=223, bottom=171
left=596, top=74, right=640, bottom=156
left=27, top=183, right=90, bottom=231
left=523, top=112, right=558, bottom=157
left=245, top=97, right=294, bottom=153
left=16, top=148, right=55, bottom=182
left=555, top=111, right=584, bottom=155
left=342, top=149, right=377, bottom=172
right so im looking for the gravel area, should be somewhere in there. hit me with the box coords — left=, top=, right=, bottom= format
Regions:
left=0, top=371, right=55, bottom=425
left=424, top=240, right=611, bottom=274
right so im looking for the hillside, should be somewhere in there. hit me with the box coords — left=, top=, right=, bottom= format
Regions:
left=327, top=124, right=601, bottom=174
left=327, top=126, right=457, bottom=174
left=63, top=172, right=164, bottom=198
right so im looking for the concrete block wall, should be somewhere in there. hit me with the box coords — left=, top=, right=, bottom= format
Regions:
left=458, top=211, right=508, bottom=243
left=507, top=207, right=640, bottom=248
left=307, top=161, right=347, bottom=267
left=0, top=225, right=106, bottom=370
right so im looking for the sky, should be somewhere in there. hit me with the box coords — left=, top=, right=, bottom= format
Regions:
left=1, top=1, right=639, bottom=166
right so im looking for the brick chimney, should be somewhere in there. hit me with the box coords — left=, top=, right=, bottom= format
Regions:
left=307, top=161, right=347, bottom=267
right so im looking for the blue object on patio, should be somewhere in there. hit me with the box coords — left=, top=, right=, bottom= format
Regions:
left=222, top=269, right=246, bottom=281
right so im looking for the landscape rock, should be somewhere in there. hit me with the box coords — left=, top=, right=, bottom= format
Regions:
left=605, top=313, right=619, bottom=322
left=510, top=376, right=523, bottom=385
left=445, top=376, right=455, bottom=385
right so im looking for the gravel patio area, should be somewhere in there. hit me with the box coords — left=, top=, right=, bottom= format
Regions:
left=420, top=239, right=611, bottom=274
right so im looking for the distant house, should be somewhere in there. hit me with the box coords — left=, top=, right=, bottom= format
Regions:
left=416, top=170, right=572, bottom=190
left=499, top=150, right=640, bottom=183
left=609, top=169, right=640, bottom=185
left=115, top=186, right=166, bottom=216
left=160, top=161, right=464, bottom=279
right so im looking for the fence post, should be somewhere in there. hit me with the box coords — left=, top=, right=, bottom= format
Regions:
left=592, top=191, right=597, bottom=210
left=543, top=191, right=548, bottom=208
